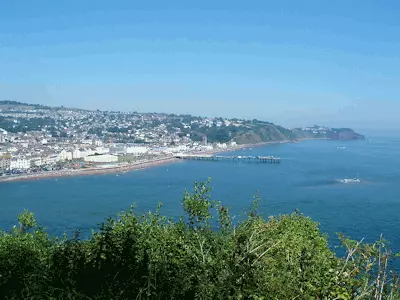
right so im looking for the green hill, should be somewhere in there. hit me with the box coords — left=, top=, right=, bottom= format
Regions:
left=0, top=101, right=365, bottom=143
left=0, top=100, right=51, bottom=110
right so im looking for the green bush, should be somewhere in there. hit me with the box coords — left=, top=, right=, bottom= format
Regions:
left=0, top=181, right=399, bottom=299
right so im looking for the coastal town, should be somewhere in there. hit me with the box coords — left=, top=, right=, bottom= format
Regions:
left=0, top=101, right=364, bottom=181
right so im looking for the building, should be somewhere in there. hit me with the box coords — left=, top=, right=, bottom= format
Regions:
left=0, top=155, right=11, bottom=170
left=58, top=150, right=73, bottom=161
left=110, top=145, right=127, bottom=155
left=126, top=146, right=148, bottom=155
left=176, top=145, right=189, bottom=152
left=0, top=128, right=7, bottom=141
left=93, top=140, right=103, bottom=146
left=94, top=147, right=110, bottom=155
left=73, top=148, right=95, bottom=159
left=84, top=154, right=118, bottom=163
left=30, top=157, right=43, bottom=167
left=44, top=154, right=60, bottom=165
left=201, top=145, right=214, bottom=151
left=10, top=158, right=31, bottom=170
left=72, top=149, right=82, bottom=159
left=81, top=139, right=93, bottom=145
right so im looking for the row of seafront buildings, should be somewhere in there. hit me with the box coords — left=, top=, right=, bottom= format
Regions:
left=0, top=140, right=236, bottom=173
left=0, top=122, right=237, bottom=173
left=0, top=144, right=148, bottom=172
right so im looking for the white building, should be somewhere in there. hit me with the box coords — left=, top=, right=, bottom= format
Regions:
left=58, top=150, right=73, bottom=161
left=82, top=149, right=95, bottom=157
left=0, top=155, right=11, bottom=170
left=30, top=157, right=43, bottom=167
left=110, top=146, right=127, bottom=155
left=126, top=146, right=148, bottom=155
left=81, top=139, right=93, bottom=145
left=72, top=147, right=108, bottom=159
left=176, top=145, right=189, bottom=152
left=93, top=140, right=103, bottom=146
left=84, top=154, right=118, bottom=163
left=73, top=149, right=94, bottom=159
left=94, top=147, right=110, bottom=155
left=216, top=143, right=228, bottom=149
left=44, top=154, right=60, bottom=165
left=163, top=145, right=189, bottom=154
left=201, top=145, right=214, bottom=151
left=10, top=158, right=31, bottom=170
left=72, top=149, right=82, bottom=159
left=0, top=128, right=8, bottom=140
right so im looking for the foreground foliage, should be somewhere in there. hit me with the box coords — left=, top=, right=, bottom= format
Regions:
left=0, top=181, right=399, bottom=299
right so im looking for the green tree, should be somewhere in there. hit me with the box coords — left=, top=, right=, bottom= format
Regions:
left=0, top=182, right=399, bottom=299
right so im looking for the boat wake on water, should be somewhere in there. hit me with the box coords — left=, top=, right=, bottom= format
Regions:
left=337, top=178, right=361, bottom=184
left=301, top=178, right=363, bottom=188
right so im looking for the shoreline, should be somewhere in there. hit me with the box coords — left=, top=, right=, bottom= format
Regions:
left=0, top=157, right=179, bottom=183
left=0, top=138, right=319, bottom=183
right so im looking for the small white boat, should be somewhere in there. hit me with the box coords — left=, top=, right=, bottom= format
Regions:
left=340, top=178, right=360, bottom=184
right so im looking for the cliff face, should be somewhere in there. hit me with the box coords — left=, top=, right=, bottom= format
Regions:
left=291, top=126, right=365, bottom=141
left=233, top=124, right=288, bottom=144
left=325, top=128, right=365, bottom=140
left=232, top=125, right=365, bottom=145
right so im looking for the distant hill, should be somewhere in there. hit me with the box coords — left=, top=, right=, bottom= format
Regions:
left=292, top=126, right=365, bottom=141
left=327, top=128, right=365, bottom=140
left=0, top=100, right=365, bottom=142
left=0, top=100, right=51, bottom=110
left=177, top=117, right=364, bottom=144
left=0, top=100, right=90, bottom=113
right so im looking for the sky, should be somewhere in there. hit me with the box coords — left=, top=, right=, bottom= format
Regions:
left=1, top=0, right=400, bottom=130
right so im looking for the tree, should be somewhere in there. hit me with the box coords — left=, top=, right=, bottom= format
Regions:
left=0, top=181, right=399, bottom=299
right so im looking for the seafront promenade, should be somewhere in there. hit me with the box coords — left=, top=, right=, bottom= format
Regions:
left=0, top=156, right=178, bottom=183
left=0, top=139, right=293, bottom=183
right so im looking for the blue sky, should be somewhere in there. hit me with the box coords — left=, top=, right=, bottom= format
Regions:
left=1, top=0, right=400, bottom=129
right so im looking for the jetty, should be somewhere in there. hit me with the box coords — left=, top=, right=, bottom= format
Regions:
left=174, top=154, right=281, bottom=163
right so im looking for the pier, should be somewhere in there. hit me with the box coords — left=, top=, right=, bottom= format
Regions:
left=175, top=154, right=281, bottom=163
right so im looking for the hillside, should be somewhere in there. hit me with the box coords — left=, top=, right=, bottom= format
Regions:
left=227, top=122, right=364, bottom=144
left=0, top=100, right=365, bottom=143
left=177, top=118, right=364, bottom=145
left=0, top=100, right=51, bottom=110
left=291, top=125, right=365, bottom=142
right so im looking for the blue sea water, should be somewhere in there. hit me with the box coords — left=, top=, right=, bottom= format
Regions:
left=1, top=138, right=400, bottom=253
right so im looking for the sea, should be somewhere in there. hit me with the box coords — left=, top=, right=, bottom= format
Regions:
left=1, top=137, right=400, bottom=254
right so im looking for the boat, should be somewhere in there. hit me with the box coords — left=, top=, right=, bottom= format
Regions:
left=340, top=178, right=360, bottom=184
